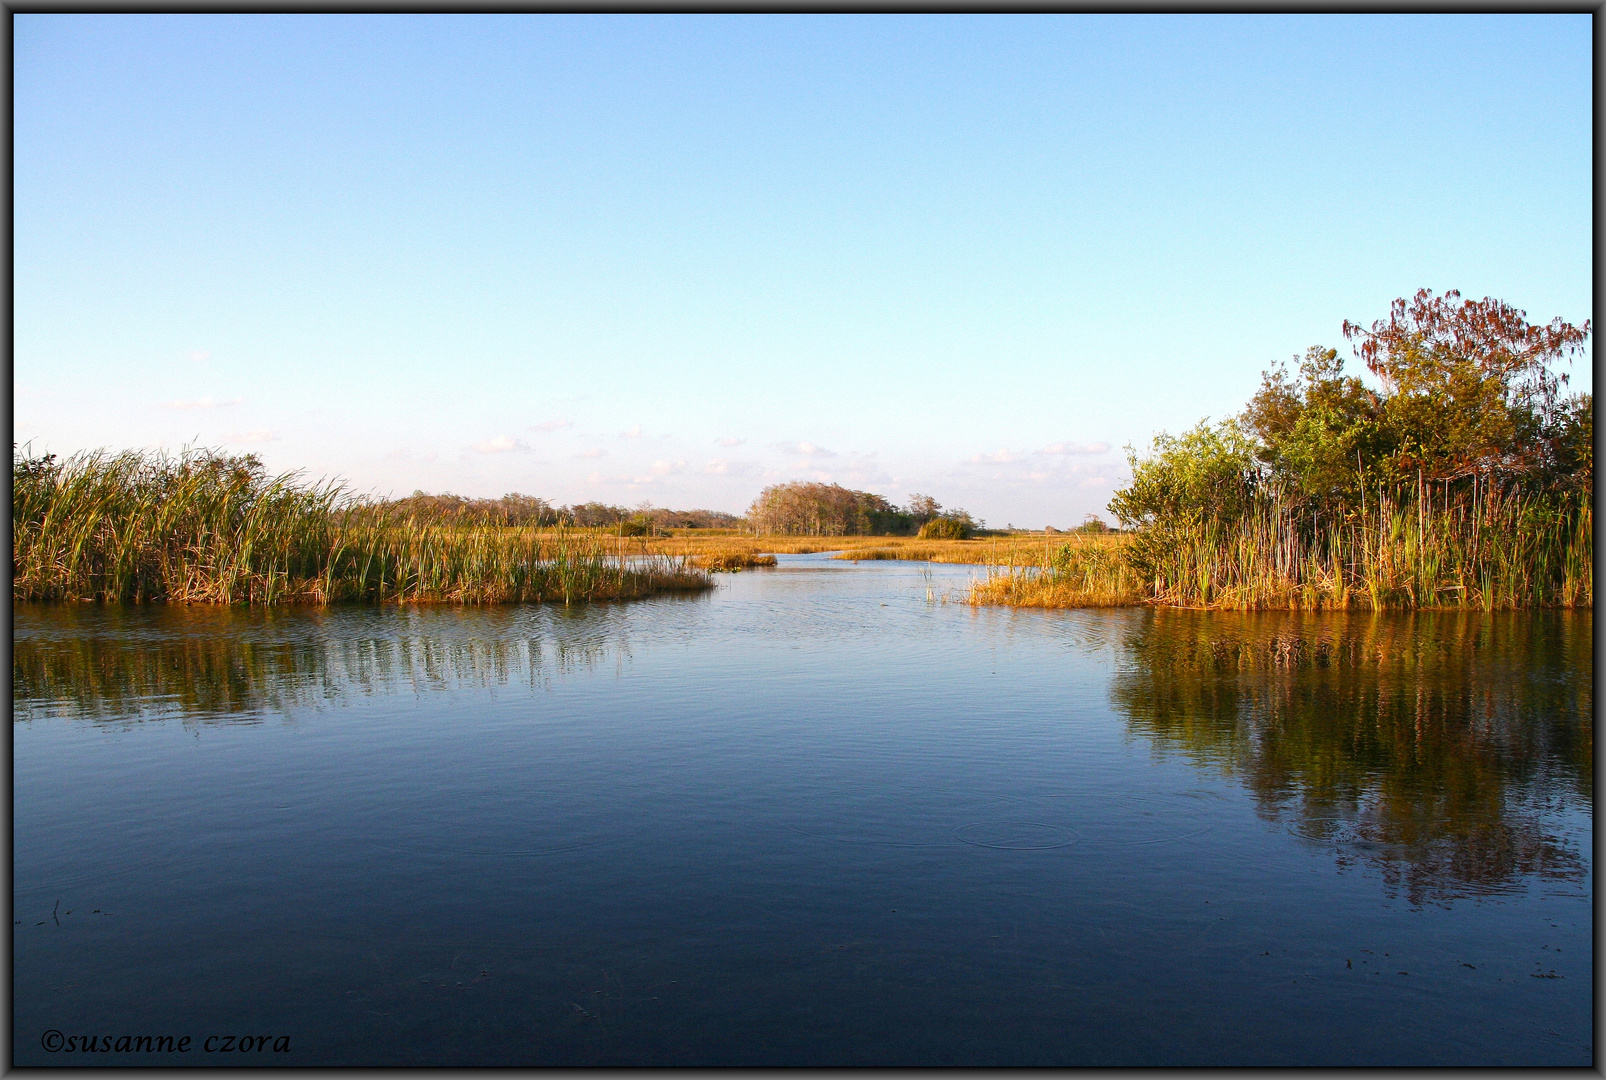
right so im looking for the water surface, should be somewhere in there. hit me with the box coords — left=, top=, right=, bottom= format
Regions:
left=13, top=556, right=1592, bottom=1065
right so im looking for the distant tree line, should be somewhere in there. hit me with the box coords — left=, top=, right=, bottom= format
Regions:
left=746, top=482, right=980, bottom=537
left=375, top=492, right=741, bottom=533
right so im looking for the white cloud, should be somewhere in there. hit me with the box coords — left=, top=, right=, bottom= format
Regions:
left=717, top=436, right=745, bottom=447
left=162, top=396, right=243, bottom=410
left=187, top=349, right=211, bottom=364
left=772, top=440, right=836, bottom=458
left=1038, top=441, right=1112, bottom=456
left=650, top=459, right=687, bottom=476
left=531, top=418, right=572, bottom=433
left=224, top=429, right=278, bottom=444
left=621, top=425, right=643, bottom=439
left=473, top=435, right=531, bottom=454
left=969, top=448, right=1022, bottom=464
left=574, top=448, right=606, bottom=459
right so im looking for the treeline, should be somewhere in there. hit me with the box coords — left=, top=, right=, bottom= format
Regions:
left=377, top=491, right=742, bottom=533
left=1105, top=289, right=1592, bottom=608
left=746, top=482, right=981, bottom=538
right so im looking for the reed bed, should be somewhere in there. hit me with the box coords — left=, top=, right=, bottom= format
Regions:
left=968, top=535, right=1145, bottom=608
left=13, top=448, right=711, bottom=605
left=968, top=487, right=1591, bottom=611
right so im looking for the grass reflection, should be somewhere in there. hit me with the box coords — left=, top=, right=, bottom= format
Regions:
left=12, top=604, right=634, bottom=724
left=1110, top=610, right=1591, bottom=905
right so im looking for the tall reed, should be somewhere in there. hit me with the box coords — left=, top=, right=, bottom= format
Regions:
left=13, top=447, right=711, bottom=604
left=971, top=485, right=1591, bottom=611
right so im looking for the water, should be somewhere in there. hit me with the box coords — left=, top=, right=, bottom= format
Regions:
left=13, top=556, right=1592, bottom=1065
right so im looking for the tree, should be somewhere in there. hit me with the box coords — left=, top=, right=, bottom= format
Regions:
left=748, top=482, right=898, bottom=536
left=1108, top=420, right=1260, bottom=530
left=905, top=494, right=941, bottom=525
left=1240, top=346, right=1388, bottom=504
left=1340, top=289, right=1590, bottom=482
left=917, top=508, right=979, bottom=540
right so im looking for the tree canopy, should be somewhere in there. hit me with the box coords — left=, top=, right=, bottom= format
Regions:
left=1119, top=290, right=1591, bottom=530
left=1234, top=290, right=1592, bottom=504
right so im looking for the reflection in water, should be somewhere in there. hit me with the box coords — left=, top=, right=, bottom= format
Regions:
left=1111, top=610, right=1591, bottom=906
left=12, top=603, right=634, bottom=725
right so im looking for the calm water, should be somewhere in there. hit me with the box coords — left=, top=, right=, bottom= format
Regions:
left=13, top=556, right=1593, bottom=1065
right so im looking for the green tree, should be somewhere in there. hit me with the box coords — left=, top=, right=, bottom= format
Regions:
left=1241, top=346, right=1389, bottom=504
left=1108, top=419, right=1260, bottom=530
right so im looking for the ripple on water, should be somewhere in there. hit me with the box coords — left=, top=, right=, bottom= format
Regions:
left=953, top=820, right=1079, bottom=850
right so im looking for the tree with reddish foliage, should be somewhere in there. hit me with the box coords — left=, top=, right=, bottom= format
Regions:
left=1234, top=290, right=1591, bottom=504
left=1340, top=289, right=1590, bottom=486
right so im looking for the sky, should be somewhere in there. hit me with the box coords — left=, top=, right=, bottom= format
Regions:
left=14, top=14, right=1593, bottom=528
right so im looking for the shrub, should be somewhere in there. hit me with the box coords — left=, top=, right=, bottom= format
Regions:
left=918, top=517, right=972, bottom=540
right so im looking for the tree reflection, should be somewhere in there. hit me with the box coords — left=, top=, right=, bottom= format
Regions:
left=1110, top=610, right=1591, bottom=905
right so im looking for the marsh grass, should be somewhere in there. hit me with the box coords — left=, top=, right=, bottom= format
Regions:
left=13, top=448, right=710, bottom=605
left=968, top=487, right=1591, bottom=611
left=689, top=552, right=778, bottom=571
left=968, top=535, right=1145, bottom=608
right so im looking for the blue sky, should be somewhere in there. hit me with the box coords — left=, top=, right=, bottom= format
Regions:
left=14, top=14, right=1592, bottom=527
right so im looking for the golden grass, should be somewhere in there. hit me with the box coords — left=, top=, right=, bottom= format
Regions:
left=968, top=542, right=1146, bottom=608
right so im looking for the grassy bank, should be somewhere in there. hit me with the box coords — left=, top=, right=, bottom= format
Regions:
left=968, top=488, right=1591, bottom=611
left=13, top=448, right=711, bottom=604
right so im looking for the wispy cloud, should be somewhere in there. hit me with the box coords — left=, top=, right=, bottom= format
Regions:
left=704, top=458, right=760, bottom=476
left=531, top=418, right=572, bottom=433
left=473, top=435, right=531, bottom=454
left=1037, top=441, right=1112, bottom=456
left=969, top=448, right=1022, bottom=464
left=162, top=396, right=242, bottom=410
left=621, top=425, right=643, bottom=439
left=187, top=349, right=211, bottom=364
left=771, top=440, right=836, bottom=458
left=586, top=462, right=688, bottom=486
left=224, top=429, right=278, bottom=444
left=574, top=448, right=606, bottom=459
left=717, top=436, right=745, bottom=447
